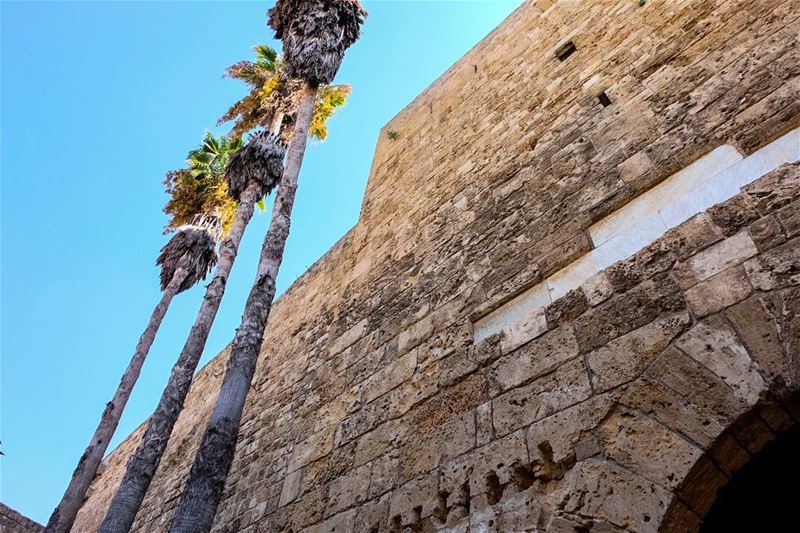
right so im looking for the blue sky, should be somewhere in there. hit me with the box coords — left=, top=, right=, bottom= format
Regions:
left=0, top=0, right=522, bottom=523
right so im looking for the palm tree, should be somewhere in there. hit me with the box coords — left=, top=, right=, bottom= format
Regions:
left=45, top=217, right=218, bottom=533
left=163, top=132, right=244, bottom=236
left=98, top=130, right=285, bottom=533
left=219, top=43, right=352, bottom=141
left=168, top=2, right=366, bottom=531
left=99, top=45, right=352, bottom=533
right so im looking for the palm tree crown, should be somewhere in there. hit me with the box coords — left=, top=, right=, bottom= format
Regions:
left=156, top=223, right=218, bottom=294
left=224, top=129, right=286, bottom=202
left=268, top=0, right=367, bottom=86
left=163, top=133, right=243, bottom=236
left=219, top=44, right=351, bottom=142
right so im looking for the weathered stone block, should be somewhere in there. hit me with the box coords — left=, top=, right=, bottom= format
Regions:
left=289, top=427, right=335, bottom=473
left=587, top=312, right=690, bottom=392
left=674, top=317, right=767, bottom=405
left=574, top=274, right=684, bottom=353
left=598, top=409, right=703, bottom=489
left=560, top=459, right=671, bottom=532
left=685, top=265, right=753, bottom=317
left=492, top=358, right=592, bottom=437
left=487, top=326, right=580, bottom=396
left=744, top=237, right=800, bottom=290
left=674, top=231, right=759, bottom=288
left=727, top=294, right=795, bottom=391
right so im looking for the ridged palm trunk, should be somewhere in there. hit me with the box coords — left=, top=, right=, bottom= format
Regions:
left=47, top=222, right=217, bottom=533
left=97, top=189, right=256, bottom=532
left=100, top=135, right=284, bottom=533
left=44, top=268, right=188, bottom=533
left=169, top=82, right=317, bottom=533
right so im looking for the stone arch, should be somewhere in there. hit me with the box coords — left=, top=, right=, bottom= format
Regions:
left=659, top=392, right=800, bottom=532
left=549, top=284, right=799, bottom=532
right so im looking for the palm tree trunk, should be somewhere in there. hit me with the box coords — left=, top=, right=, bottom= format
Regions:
left=45, top=267, right=189, bottom=533
left=99, top=181, right=262, bottom=533
left=169, top=81, right=318, bottom=533
left=269, top=110, right=285, bottom=136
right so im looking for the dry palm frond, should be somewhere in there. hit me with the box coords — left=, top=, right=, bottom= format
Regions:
left=225, top=130, right=286, bottom=202
left=157, top=226, right=218, bottom=293
left=268, top=0, right=367, bottom=85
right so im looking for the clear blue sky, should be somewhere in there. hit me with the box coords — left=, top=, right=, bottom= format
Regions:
left=1, top=0, right=521, bottom=523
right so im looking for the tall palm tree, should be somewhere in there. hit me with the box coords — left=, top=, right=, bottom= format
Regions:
left=45, top=217, right=218, bottom=533
left=98, top=130, right=285, bottom=533
left=168, top=2, right=366, bottom=531
left=99, top=45, right=352, bottom=533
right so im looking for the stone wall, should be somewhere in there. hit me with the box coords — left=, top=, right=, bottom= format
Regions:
left=73, top=0, right=800, bottom=531
left=1, top=502, right=43, bottom=533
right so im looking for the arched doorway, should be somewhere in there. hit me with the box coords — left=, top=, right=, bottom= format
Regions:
left=699, top=423, right=800, bottom=531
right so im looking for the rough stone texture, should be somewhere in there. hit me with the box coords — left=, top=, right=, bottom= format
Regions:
left=0, top=503, right=42, bottom=533
left=74, top=1, right=799, bottom=532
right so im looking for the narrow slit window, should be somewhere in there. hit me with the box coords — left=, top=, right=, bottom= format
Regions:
left=555, top=41, right=577, bottom=61
left=598, top=91, right=612, bottom=107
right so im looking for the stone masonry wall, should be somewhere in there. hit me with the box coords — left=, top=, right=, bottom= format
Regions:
left=74, top=1, right=800, bottom=531
left=1, top=502, right=43, bottom=533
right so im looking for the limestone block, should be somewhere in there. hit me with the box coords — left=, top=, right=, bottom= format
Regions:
left=354, top=416, right=407, bottom=467
left=492, top=359, right=592, bottom=437
left=674, top=231, right=758, bottom=287
left=476, top=401, right=493, bottom=447
left=440, top=431, right=528, bottom=501
left=388, top=473, right=439, bottom=527
left=707, top=193, right=761, bottom=237
left=743, top=161, right=800, bottom=214
left=726, top=294, right=795, bottom=390
left=302, top=508, right=357, bottom=533
left=526, top=394, right=618, bottom=470
left=473, top=282, right=551, bottom=349
left=684, top=265, right=753, bottom=317
left=589, top=144, right=742, bottom=246
left=598, top=409, right=703, bottom=490
left=487, top=326, right=580, bottom=396
left=560, top=459, right=670, bottom=532
left=359, top=351, right=417, bottom=404
left=645, top=346, right=750, bottom=427
left=775, top=198, right=800, bottom=238
left=580, top=271, right=613, bottom=306
left=744, top=237, right=800, bottom=290
left=403, top=411, right=475, bottom=480
left=620, top=379, right=726, bottom=449
left=279, top=468, right=303, bottom=507
left=574, top=274, right=684, bottom=353
left=674, top=317, right=767, bottom=405
left=327, top=463, right=372, bottom=515
left=747, top=215, right=787, bottom=251
left=662, top=212, right=724, bottom=261
left=289, top=427, right=335, bottom=473
left=545, top=288, right=589, bottom=327
left=587, top=312, right=691, bottom=392
left=329, top=318, right=368, bottom=356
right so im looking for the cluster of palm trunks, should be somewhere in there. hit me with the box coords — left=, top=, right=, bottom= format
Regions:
left=44, top=2, right=367, bottom=533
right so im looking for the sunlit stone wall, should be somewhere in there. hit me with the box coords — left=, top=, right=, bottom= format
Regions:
left=74, top=1, right=800, bottom=531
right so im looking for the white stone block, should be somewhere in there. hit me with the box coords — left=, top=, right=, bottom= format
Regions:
left=548, top=214, right=667, bottom=300
left=660, top=128, right=800, bottom=228
left=473, top=282, right=551, bottom=345
left=589, top=145, right=742, bottom=246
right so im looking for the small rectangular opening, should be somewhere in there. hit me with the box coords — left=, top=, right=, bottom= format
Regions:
left=598, top=91, right=612, bottom=107
left=555, top=41, right=577, bottom=62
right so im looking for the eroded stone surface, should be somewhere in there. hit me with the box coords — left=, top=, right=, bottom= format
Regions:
left=72, top=3, right=800, bottom=533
